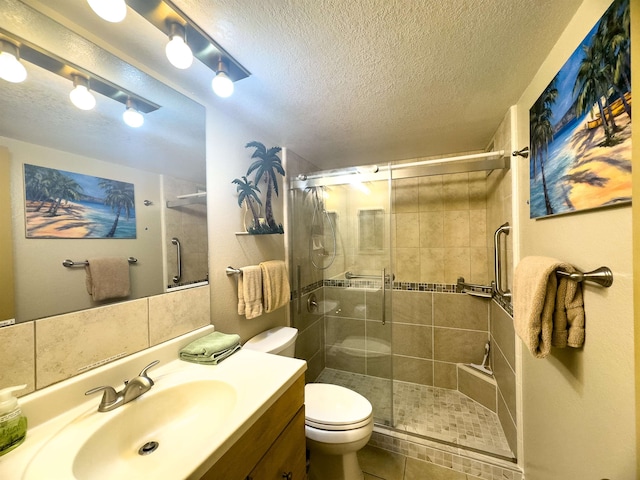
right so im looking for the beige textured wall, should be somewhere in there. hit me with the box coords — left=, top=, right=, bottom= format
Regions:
left=0, top=147, right=15, bottom=321
left=515, top=0, right=636, bottom=477
left=206, top=109, right=289, bottom=342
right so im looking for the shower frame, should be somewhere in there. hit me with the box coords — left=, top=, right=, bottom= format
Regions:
left=288, top=150, right=513, bottom=459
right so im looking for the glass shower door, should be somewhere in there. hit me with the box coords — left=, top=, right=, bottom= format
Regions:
left=289, top=169, right=393, bottom=426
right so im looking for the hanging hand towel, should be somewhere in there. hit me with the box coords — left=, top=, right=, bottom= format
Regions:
left=237, top=265, right=263, bottom=319
left=513, top=256, right=584, bottom=358
left=260, top=260, right=291, bottom=313
left=85, top=257, right=131, bottom=301
left=552, top=267, right=585, bottom=349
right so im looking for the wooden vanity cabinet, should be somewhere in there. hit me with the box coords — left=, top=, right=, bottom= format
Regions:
left=200, top=374, right=306, bottom=480
left=247, top=407, right=306, bottom=479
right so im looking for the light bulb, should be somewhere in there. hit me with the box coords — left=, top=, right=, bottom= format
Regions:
left=69, top=82, right=96, bottom=110
left=87, top=0, right=127, bottom=23
left=212, top=71, right=234, bottom=98
left=123, top=106, right=144, bottom=128
left=165, top=26, right=193, bottom=69
left=0, top=50, right=27, bottom=83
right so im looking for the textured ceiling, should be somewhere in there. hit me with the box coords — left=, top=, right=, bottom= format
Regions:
left=13, top=0, right=584, bottom=171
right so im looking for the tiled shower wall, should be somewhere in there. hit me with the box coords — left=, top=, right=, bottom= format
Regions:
left=163, top=176, right=208, bottom=288
left=392, top=291, right=490, bottom=388
left=490, top=301, right=517, bottom=455
left=392, top=168, right=489, bottom=285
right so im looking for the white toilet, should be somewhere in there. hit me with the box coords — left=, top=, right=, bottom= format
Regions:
left=243, top=326, right=374, bottom=480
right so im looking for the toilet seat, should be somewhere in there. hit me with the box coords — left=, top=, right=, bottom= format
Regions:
left=305, top=383, right=373, bottom=431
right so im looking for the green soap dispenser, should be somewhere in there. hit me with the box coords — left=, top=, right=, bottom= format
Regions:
left=0, top=385, right=27, bottom=456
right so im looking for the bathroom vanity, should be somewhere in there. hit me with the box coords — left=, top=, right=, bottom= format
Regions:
left=0, top=326, right=307, bottom=479
left=202, top=375, right=305, bottom=479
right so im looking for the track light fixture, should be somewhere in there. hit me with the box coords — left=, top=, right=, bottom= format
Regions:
left=69, top=75, right=96, bottom=110
left=165, top=22, right=193, bottom=70
left=0, top=40, right=27, bottom=83
left=211, top=58, right=234, bottom=98
left=0, top=28, right=160, bottom=128
left=87, top=0, right=127, bottom=23
left=125, top=0, right=250, bottom=97
left=123, top=98, right=144, bottom=128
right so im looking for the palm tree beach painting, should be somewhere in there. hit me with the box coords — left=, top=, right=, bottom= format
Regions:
left=24, top=164, right=136, bottom=238
left=529, top=0, right=631, bottom=219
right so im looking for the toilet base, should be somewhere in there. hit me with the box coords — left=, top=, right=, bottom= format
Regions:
left=308, top=450, right=363, bottom=480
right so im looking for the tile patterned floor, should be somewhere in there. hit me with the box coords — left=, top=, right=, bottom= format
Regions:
left=358, top=445, right=484, bottom=480
left=316, top=368, right=513, bottom=459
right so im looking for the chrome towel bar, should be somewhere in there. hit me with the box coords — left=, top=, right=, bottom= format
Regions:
left=226, top=266, right=242, bottom=275
left=63, top=257, right=137, bottom=267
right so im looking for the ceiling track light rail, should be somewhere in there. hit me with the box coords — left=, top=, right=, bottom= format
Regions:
left=126, top=0, right=250, bottom=85
left=0, top=28, right=160, bottom=114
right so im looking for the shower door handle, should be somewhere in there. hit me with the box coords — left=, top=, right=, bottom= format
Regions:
left=493, top=223, right=511, bottom=298
left=381, top=268, right=386, bottom=326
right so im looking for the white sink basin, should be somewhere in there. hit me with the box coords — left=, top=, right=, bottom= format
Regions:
left=1, top=327, right=306, bottom=480
left=24, top=378, right=236, bottom=480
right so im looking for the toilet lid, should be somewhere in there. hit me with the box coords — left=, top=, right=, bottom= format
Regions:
left=305, top=383, right=373, bottom=430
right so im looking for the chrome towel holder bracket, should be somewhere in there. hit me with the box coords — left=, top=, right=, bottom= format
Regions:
left=556, top=266, right=613, bottom=288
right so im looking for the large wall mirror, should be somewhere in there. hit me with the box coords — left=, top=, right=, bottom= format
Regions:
left=0, top=0, right=207, bottom=324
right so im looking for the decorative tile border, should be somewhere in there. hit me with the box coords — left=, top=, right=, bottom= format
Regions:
left=369, top=429, right=523, bottom=480
left=294, top=278, right=514, bottom=317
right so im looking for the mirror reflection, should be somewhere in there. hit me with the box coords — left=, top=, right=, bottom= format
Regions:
left=0, top=1, right=207, bottom=324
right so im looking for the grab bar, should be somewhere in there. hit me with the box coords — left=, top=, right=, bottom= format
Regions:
left=345, top=271, right=378, bottom=279
left=456, top=277, right=493, bottom=298
left=171, top=237, right=182, bottom=283
left=345, top=271, right=395, bottom=282
left=493, top=223, right=511, bottom=298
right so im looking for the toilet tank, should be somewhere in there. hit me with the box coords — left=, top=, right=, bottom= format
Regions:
left=243, top=326, right=298, bottom=357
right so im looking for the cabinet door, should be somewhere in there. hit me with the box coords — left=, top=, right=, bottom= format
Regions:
left=248, top=407, right=306, bottom=480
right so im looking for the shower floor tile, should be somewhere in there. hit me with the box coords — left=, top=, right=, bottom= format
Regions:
left=316, top=368, right=514, bottom=459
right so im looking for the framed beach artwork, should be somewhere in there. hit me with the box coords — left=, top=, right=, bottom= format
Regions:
left=529, top=0, right=631, bottom=219
left=24, top=164, right=136, bottom=239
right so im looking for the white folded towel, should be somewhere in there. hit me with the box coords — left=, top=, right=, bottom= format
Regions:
left=237, top=265, right=263, bottom=319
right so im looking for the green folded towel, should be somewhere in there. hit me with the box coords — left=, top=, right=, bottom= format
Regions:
left=179, top=332, right=241, bottom=365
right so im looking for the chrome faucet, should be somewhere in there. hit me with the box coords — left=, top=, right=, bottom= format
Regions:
left=85, top=360, right=159, bottom=412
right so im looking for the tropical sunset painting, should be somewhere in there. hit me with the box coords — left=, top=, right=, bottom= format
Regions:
left=24, top=164, right=136, bottom=239
left=529, top=0, right=631, bottom=219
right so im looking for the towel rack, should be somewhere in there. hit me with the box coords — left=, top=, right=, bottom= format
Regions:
left=556, top=266, right=613, bottom=287
left=226, top=266, right=242, bottom=275
left=63, top=257, right=137, bottom=268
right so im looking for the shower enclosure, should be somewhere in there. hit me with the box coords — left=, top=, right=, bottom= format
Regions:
left=289, top=152, right=516, bottom=462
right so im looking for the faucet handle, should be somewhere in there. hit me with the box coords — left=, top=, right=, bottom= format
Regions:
left=85, top=385, right=118, bottom=404
left=139, top=360, right=160, bottom=379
